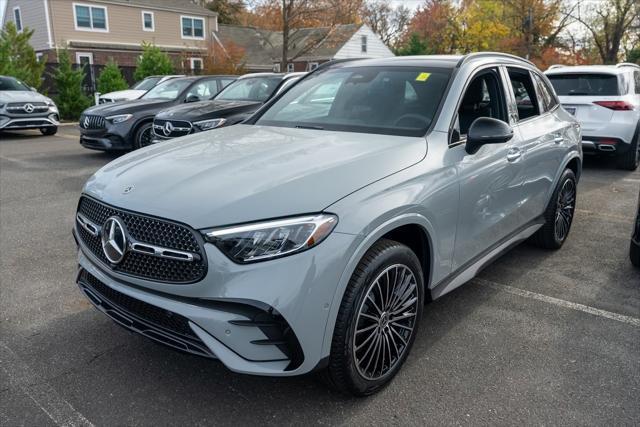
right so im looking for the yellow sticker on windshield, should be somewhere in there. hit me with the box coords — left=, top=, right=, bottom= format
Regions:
left=415, top=72, right=431, bottom=82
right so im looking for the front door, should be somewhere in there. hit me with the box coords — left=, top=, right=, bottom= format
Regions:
left=76, top=52, right=95, bottom=93
left=449, top=67, right=528, bottom=270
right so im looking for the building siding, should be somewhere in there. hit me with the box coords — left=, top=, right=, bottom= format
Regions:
left=48, top=0, right=216, bottom=53
left=333, top=25, right=394, bottom=59
left=3, top=0, right=50, bottom=51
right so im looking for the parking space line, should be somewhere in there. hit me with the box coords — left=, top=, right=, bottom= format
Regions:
left=474, top=278, right=640, bottom=327
left=0, top=342, right=94, bottom=427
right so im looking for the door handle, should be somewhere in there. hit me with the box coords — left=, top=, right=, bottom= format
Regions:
left=506, top=147, right=522, bottom=162
left=553, top=136, right=564, bottom=144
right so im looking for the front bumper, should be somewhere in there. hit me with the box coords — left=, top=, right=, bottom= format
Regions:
left=74, top=223, right=358, bottom=376
left=0, top=114, right=59, bottom=130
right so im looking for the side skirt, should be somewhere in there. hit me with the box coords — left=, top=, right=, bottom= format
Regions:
left=430, top=220, right=544, bottom=300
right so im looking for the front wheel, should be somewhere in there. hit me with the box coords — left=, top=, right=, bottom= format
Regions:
left=133, top=122, right=154, bottom=150
left=530, top=168, right=577, bottom=249
left=322, top=239, right=424, bottom=396
left=40, top=126, right=57, bottom=136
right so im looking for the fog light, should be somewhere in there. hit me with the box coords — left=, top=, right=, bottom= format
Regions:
left=49, top=113, right=59, bottom=123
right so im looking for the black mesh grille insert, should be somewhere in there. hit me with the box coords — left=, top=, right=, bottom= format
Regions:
left=76, top=196, right=207, bottom=283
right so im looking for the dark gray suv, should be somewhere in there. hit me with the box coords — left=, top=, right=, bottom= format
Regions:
left=0, top=76, right=59, bottom=135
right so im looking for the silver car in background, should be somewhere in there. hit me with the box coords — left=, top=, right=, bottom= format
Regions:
left=0, top=76, right=59, bottom=135
left=73, top=53, right=581, bottom=396
left=545, top=63, right=640, bottom=170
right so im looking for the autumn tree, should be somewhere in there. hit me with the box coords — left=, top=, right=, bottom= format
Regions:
left=360, top=0, right=411, bottom=49
left=204, top=40, right=247, bottom=74
left=457, top=0, right=510, bottom=53
left=400, top=0, right=459, bottom=54
left=194, top=0, right=246, bottom=25
left=573, top=0, right=640, bottom=64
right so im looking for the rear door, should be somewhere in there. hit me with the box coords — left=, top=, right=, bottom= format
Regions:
left=505, top=67, right=565, bottom=222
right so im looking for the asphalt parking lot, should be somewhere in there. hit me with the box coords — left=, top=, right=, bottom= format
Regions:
left=1, top=127, right=639, bottom=426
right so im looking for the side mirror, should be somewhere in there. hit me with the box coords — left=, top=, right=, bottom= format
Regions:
left=185, top=95, right=200, bottom=103
left=466, top=117, right=513, bottom=155
left=31, top=86, right=38, bottom=92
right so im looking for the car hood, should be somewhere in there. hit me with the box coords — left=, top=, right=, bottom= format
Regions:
left=156, top=100, right=262, bottom=121
left=0, top=90, right=50, bottom=103
left=100, top=89, right=146, bottom=101
left=83, top=124, right=427, bottom=228
left=83, top=98, right=174, bottom=116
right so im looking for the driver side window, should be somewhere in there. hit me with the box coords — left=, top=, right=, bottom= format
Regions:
left=452, top=68, right=507, bottom=144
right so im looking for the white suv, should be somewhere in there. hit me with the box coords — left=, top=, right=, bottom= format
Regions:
left=545, top=63, right=640, bottom=170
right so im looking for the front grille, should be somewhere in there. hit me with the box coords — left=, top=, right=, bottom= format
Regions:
left=5, top=119, right=52, bottom=128
left=80, top=114, right=106, bottom=129
left=153, top=118, right=192, bottom=138
left=78, top=270, right=213, bottom=358
left=76, top=196, right=207, bottom=283
left=6, top=102, right=49, bottom=114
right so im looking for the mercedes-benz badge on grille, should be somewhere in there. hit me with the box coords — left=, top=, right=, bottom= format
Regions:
left=101, top=217, right=127, bottom=264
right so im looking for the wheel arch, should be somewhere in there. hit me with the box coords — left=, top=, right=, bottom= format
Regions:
left=320, top=213, right=436, bottom=358
left=129, top=116, right=154, bottom=142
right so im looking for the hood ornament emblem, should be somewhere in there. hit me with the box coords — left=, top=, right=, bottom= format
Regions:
left=101, top=216, right=128, bottom=264
left=122, top=185, right=134, bottom=194
left=83, top=116, right=90, bottom=128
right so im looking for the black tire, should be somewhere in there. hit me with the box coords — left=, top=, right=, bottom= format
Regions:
left=617, top=123, right=640, bottom=171
left=530, top=168, right=577, bottom=249
left=631, top=240, right=640, bottom=268
left=322, top=239, right=424, bottom=396
left=133, top=122, right=153, bottom=150
left=40, top=126, right=57, bottom=136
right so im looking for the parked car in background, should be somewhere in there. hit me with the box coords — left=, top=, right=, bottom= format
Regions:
left=79, top=75, right=236, bottom=150
left=0, top=76, right=59, bottom=135
left=151, top=72, right=305, bottom=142
left=98, top=75, right=184, bottom=104
left=631, top=189, right=640, bottom=267
left=545, top=63, right=640, bottom=170
left=73, top=53, right=581, bottom=395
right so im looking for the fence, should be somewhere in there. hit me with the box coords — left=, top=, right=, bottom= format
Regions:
left=42, top=63, right=137, bottom=97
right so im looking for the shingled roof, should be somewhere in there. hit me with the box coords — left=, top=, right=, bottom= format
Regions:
left=216, top=23, right=362, bottom=69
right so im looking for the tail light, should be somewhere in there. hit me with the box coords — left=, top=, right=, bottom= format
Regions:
left=593, top=101, right=634, bottom=111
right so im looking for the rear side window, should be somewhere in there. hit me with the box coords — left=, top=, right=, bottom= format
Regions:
left=635, top=71, right=640, bottom=95
left=532, top=72, right=557, bottom=111
left=507, top=68, right=540, bottom=121
left=547, top=73, right=620, bottom=96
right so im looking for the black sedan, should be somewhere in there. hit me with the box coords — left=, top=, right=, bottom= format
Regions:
left=151, top=72, right=305, bottom=142
left=632, top=189, right=640, bottom=267
left=78, top=75, right=236, bottom=151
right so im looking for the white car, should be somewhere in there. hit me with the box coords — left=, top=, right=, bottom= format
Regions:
left=545, top=63, right=640, bottom=170
left=98, top=75, right=184, bottom=104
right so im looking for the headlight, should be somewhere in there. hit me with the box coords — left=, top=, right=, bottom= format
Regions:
left=203, top=214, right=338, bottom=263
left=106, top=114, right=133, bottom=124
left=194, top=118, right=226, bottom=131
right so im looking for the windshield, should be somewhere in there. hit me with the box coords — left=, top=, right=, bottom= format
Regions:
left=0, top=76, right=31, bottom=91
left=215, top=77, right=282, bottom=102
left=132, top=77, right=161, bottom=91
left=256, top=66, right=452, bottom=137
left=142, top=79, right=191, bottom=100
left=547, top=73, right=620, bottom=96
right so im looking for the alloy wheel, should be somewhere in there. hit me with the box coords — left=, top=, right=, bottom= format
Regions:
left=554, top=178, right=576, bottom=242
left=353, top=264, right=418, bottom=381
left=138, top=127, right=154, bottom=147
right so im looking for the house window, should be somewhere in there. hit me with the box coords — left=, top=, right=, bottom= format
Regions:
left=36, top=53, right=44, bottom=62
left=13, top=7, right=22, bottom=32
left=361, top=35, right=368, bottom=53
left=190, top=58, right=203, bottom=73
left=181, top=16, right=205, bottom=39
left=287, top=63, right=295, bottom=73
left=74, top=4, right=108, bottom=32
left=308, top=62, right=318, bottom=71
left=142, top=11, right=154, bottom=31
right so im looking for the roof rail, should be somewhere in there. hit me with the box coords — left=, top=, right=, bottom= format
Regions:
left=547, top=64, right=565, bottom=70
left=457, top=52, right=535, bottom=68
left=616, top=62, right=640, bottom=69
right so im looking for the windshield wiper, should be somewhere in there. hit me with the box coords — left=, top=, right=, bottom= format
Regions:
left=295, top=124, right=324, bottom=130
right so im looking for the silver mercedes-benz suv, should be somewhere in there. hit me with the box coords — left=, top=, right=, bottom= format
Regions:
left=73, top=54, right=581, bottom=396
left=0, top=76, right=59, bottom=135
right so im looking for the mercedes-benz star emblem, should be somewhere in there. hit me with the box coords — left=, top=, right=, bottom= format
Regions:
left=101, top=217, right=128, bottom=264
left=163, top=121, right=174, bottom=136
left=83, top=117, right=90, bottom=128
left=122, top=185, right=134, bottom=194
left=23, top=103, right=34, bottom=113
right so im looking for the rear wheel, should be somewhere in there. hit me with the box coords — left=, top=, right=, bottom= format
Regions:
left=322, top=239, right=424, bottom=396
left=617, top=124, right=640, bottom=171
left=133, top=122, right=153, bottom=150
left=40, top=126, right=57, bottom=136
left=530, top=168, right=577, bottom=249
